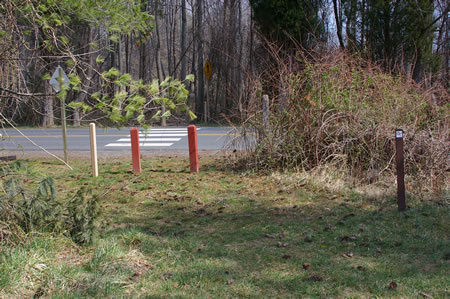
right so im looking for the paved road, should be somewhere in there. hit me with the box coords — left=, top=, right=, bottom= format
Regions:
left=0, top=127, right=235, bottom=155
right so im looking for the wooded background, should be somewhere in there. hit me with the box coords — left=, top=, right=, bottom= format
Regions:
left=0, top=0, right=448, bottom=127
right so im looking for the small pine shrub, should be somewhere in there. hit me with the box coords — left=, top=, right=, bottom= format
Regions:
left=0, top=161, right=103, bottom=245
left=67, top=188, right=102, bottom=245
left=3, top=177, right=64, bottom=232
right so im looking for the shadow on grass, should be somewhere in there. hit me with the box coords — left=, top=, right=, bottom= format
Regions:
left=32, top=156, right=447, bottom=297
left=105, top=194, right=449, bottom=297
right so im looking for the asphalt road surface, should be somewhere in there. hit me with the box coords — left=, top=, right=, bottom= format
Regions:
left=0, top=126, right=236, bottom=156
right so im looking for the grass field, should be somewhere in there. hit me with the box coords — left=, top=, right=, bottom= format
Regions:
left=0, top=156, right=448, bottom=298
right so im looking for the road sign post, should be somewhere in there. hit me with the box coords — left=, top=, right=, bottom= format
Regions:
left=395, top=129, right=406, bottom=212
left=58, top=68, right=68, bottom=163
left=50, top=66, right=70, bottom=163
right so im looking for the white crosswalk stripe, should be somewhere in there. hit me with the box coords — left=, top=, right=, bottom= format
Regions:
left=105, top=143, right=173, bottom=147
left=117, top=138, right=181, bottom=142
left=137, top=133, right=187, bottom=137
left=144, top=128, right=187, bottom=131
left=104, top=127, right=200, bottom=148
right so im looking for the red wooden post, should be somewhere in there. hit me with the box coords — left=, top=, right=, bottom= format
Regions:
left=130, top=128, right=141, bottom=174
left=187, top=125, right=199, bottom=173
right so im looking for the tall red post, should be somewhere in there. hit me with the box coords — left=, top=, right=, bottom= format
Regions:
left=187, top=125, right=199, bottom=173
left=130, top=128, right=141, bottom=174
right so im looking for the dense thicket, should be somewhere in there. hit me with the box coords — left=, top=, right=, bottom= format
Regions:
left=234, top=51, right=448, bottom=192
left=239, top=0, right=448, bottom=191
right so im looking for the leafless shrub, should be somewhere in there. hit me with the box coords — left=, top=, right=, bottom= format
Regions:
left=233, top=50, right=449, bottom=194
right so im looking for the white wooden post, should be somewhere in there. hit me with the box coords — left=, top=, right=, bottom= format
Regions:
left=89, top=123, right=98, bottom=177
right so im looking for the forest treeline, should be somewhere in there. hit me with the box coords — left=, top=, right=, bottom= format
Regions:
left=0, top=0, right=448, bottom=127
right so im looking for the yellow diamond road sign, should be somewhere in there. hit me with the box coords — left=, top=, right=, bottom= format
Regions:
left=204, top=60, right=212, bottom=81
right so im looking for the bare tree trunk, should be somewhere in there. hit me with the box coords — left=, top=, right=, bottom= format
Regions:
left=165, top=2, right=173, bottom=75
left=171, top=0, right=178, bottom=77
left=361, top=0, right=366, bottom=46
left=72, top=103, right=81, bottom=126
left=42, top=83, right=54, bottom=127
left=333, top=0, right=345, bottom=49
left=155, top=7, right=167, bottom=126
left=412, top=50, right=424, bottom=83
left=222, top=0, right=231, bottom=111
left=196, top=0, right=205, bottom=117
left=190, top=2, right=196, bottom=111
left=140, top=38, right=147, bottom=81
left=119, top=34, right=127, bottom=86
left=237, top=0, right=244, bottom=121
left=249, top=6, right=254, bottom=76
left=180, top=0, right=187, bottom=80
left=346, top=0, right=357, bottom=50
left=74, top=26, right=96, bottom=126
left=442, top=2, right=449, bottom=88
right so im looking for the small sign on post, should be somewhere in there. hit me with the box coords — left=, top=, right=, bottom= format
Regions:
left=50, top=65, right=70, bottom=92
left=204, top=102, right=208, bottom=123
left=50, top=65, right=70, bottom=163
left=395, top=129, right=406, bottom=211
left=204, top=60, right=212, bottom=81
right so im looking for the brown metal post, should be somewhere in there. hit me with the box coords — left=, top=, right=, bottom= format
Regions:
left=395, top=129, right=406, bottom=211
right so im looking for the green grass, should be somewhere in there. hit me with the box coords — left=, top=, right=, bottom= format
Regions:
left=0, top=157, right=448, bottom=298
